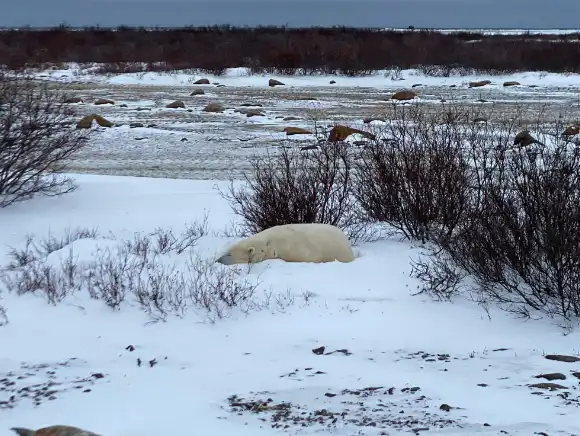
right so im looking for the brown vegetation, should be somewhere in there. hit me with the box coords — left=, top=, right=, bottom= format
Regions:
left=1, top=26, right=580, bottom=74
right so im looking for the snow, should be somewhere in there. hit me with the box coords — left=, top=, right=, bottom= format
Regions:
left=33, top=64, right=580, bottom=90
left=1, top=174, right=580, bottom=436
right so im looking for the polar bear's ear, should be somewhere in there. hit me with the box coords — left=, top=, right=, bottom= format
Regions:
left=247, top=247, right=255, bottom=257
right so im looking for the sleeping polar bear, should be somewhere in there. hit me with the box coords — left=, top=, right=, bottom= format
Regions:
left=216, top=223, right=355, bottom=265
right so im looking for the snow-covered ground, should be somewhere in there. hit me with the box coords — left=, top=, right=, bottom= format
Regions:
left=35, top=65, right=580, bottom=89
left=1, top=174, right=580, bottom=436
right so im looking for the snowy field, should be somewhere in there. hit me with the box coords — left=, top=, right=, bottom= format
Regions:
left=1, top=175, right=580, bottom=436
left=30, top=65, right=580, bottom=179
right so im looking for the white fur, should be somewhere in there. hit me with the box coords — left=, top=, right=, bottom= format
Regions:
left=216, top=223, right=355, bottom=265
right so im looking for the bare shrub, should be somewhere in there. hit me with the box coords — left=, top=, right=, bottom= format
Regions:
left=353, top=104, right=502, bottom=243
left=219, top=140, right=368, bottom=241
left=2, top=27, right=580, bottom=75
left=412, top=131, right=580, bottom=320
left=0, top=220, right=276, bottom=323
left=0, top=72, right=89, bottom=207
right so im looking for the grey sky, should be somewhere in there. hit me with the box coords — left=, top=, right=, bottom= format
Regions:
left=2, top=0, right=580, bottom=29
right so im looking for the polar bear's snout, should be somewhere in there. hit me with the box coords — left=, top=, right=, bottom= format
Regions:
left=216, top=253, right=235, bottom=265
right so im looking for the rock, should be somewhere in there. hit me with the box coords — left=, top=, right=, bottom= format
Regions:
left=166, top=100, right=185, bottom=109
left=572, top=372, right=580, bottom=379
left=528, top=382, right=568, bottom=391
left=190, top=89, right=205, bottom=96
left=11, top=425, right=101, bottom=436
left=330, top=80, right=336, bottom=84
left=94, top=98, right=115, bottom=105
left=245, top=109, right=264, bottom=117
left=513, top=131, right=536, bottom=147
left=312, top=346, right=326, bottom=355
left=283, top=127, right=313, bottom=136
left=269, top=79, right=285, bottom=87
left=469, top=80, right=491, bottom=88
left=193, top=78, right=210, bottom=85
left=76, top=114, right=113, bottom=129
left=63, top=97, right=83, bottom=104
left=135, top=107, right=151, bottom=111
left=412, top=83, right=423, bottom=88
left=235, top=108, right=264, bottom=117
left=449, top=84, right=457, bottom=88
left=283, top=116, right=301, bottom=121
left=503, top=81, right=520, bottom=87
left=119, top=104, right=128, bottom=108
left=203, top=102, right=225, bottom=113
left=328, top=125, right=376, bottom=142
left=294, top=96, right=317, bottom=101
left=439, top=404, right=452, bottom=412
left=473, top=117, right=488, bottom=123
left=391, top=90, right=417, bottom=101
left=240, top=103, right=263, bottom=107
left=216, top=84, right=226, bottom=88
left=544, top=354, right=580, bottom=363
left=562, top=125, right=580, bottom=137
left=301, top=145, right=318, bottom=151
left=363, top=117, right=386, bottom=124
left=534, top=373, right=566, bottom=381
left=129, top=122, right=144, bottom=128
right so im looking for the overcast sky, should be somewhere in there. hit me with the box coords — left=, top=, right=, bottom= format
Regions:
left=2, top=0, right=579, bottom=29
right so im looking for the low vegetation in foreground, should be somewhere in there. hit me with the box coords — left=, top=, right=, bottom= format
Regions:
left=2, top=68, right=580, bottom=327
left=2, top=25, right=580, bottom=75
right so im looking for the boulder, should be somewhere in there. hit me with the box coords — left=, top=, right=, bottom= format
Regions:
left=468, top=80, right=491, bottom=88
left=76, top=114, right=113, bottom=129
left=269, top=79, right=285, bottom=87
left=562, top=125, right=580, bottom=137
left=94, top=98, right=115, bottom=105
left=203, top=102, right=225, bottom=113
left=391, top=91, right=417, bottom=101
left=503, top=81, right=520, bottom=87
left=283, top=127, right=313, bottom=136
left=166, top=100, right=185, bottom=109
left=328, top=125, right=376, bottom=142
left=190, top=89, right=205, bottom=96
left=193, top=78, right=210, bottom=85
left=64, top=97, right=83, bottom=104
left=329, top=80, right=336, bottom=84
left=513, top=130, right=536, bottom=147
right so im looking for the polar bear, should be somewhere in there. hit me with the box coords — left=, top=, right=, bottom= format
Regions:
left=216, top=223, right=355, bottom=265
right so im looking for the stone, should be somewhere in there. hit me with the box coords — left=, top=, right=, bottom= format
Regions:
left=283, top=127, right=313, bottom=136
left=203, top=102, right=225, bottom=113
left=63, top=97, right=83, bottom=104
left=391, top=91, right=417, bottom=101
left=468, top=80, right=491, bottom=88
left=328, top=125, right=376, bottom=142
left=190, top=89, right=205, bottom=96
left=269, top=79, right=285, bottom=87
left=76, top=114, right=113, bottom=129
left=193, top=78, right=210, bottom=85
left=166, top=100, right=185, bottom=109
left=93, top=98, right=115, bottom=105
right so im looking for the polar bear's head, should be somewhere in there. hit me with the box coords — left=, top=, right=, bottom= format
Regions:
left=215, top=237, right=275, bottom=265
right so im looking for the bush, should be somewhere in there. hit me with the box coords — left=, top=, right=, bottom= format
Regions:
left=2, top=26, right=580, bottom=75
left=353, top=104, right=517, bottom=243
left=411, top=120, right=580, bottom=320
left=220, top=140, right=368, bottom=241
left=0, top=217, right=308, bottom=323
left=0, top=72, right=88, bottom=207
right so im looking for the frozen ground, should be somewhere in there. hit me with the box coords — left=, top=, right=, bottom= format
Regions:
left=30, top=65, right=580, bottom=179
left=1, top=174, right=580, bottom=436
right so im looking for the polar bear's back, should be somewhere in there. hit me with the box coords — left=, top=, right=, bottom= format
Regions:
left=262, top=223, right=355, bottom=263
